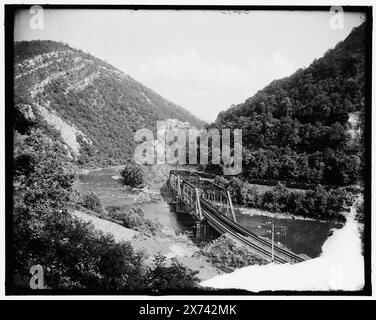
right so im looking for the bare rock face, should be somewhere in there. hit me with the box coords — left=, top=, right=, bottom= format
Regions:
left=16, top=104, right=35, bottom=121
left=34, top=101, right=92, bottom=156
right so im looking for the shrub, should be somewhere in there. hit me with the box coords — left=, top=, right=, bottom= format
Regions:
left=145, top=254, right=199, bottom=292
left=120, top=159, right=145, bottom=187
left=355, top=200, right=364, bottom=224
left=107, top=206, right=162, bottom=236
left=13, top=130, right=145, bottom=290
left=201, top=235, right=267, bottom=272
left=214, top=175, right=230, bottom=188
left=13, top=130, right=200, bottom=292
left=81, top=192, right=102, bottom=213
left=218, top=173, right=351, bottom=220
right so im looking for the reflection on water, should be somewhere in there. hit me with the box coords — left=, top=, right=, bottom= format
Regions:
left=76, top=168, right=343, bottom=258
left=75, top=168, right=197, bottom=236
left=138, top=202, right=195, bottom=231
left=235, top=213, right=341, bottom=258
left=75, top=168, right=135, bottom=207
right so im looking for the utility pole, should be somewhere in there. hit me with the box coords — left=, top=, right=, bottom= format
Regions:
left=267, top=220, right=275, bottom=262
left=282, top=225, right=288, bottom=248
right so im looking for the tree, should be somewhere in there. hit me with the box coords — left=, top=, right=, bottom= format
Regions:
left=208, top=24, right=365, bottom=187
left=13, top=129, right=145, bottom=290
left=145, top=254, right=199, bottom=292
left=120, top=159, right=145, bottom=187
left=81, top=192, right=102, bottom=213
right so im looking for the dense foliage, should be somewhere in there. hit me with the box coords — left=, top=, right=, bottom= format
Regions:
left=12, top=125, right=199, bottom=291
left=145, top=254, right=199, bottom=292
left=214, top=176, right=352, bottom=220
left=213, top=23, right=366, bottom=186
left=14, top=40, right=205, bottom=167
left=80, top=192, right=103, bottom=214
left=200, top=235, right=267, bottom=272
left=12, top=39, right=204, bottom=292
left=13, top=130, right=144, bottom=290
left=120, top=159, right=145, bottom=187
left=107, top=206, right=163, bottom=237
left=11, top=23, right=367, bottom=293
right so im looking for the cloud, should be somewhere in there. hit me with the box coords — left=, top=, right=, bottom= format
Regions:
left=137, top=50, right=252, bottom=90
left=132, top=50, right=296, bottom=122
left=248, top=51, right=296, bottom=89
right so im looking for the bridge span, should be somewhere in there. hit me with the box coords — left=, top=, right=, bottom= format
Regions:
left=168, top=170, right=307, bottom=264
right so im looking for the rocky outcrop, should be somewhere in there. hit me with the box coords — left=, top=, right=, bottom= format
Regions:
left=34, top=101, right=91, bottom=155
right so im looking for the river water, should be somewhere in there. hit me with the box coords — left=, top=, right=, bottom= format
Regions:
left=75, top=168, right=343, bottom=258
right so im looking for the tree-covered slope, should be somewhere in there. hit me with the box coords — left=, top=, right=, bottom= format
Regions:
left=214, top=23, right=366, bottom=186
left=14, top=40, right=205, bottom=166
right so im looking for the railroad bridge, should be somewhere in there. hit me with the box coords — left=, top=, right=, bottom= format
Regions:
left=168, top=170, right=307, bottom=264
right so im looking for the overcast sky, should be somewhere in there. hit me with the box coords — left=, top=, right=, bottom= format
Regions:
left=14, top=9, right=365, bottom=122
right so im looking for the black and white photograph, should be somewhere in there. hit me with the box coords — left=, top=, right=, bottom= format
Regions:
left=2, top=3, right=373, bottom=301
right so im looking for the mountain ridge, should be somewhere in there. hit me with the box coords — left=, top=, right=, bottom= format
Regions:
left=212, top=23, right=366, bottom=186
left=14, top=40, right=206, bottom=166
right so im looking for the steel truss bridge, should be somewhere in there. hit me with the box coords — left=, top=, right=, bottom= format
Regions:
left=168, top=170, right=306, bottom=264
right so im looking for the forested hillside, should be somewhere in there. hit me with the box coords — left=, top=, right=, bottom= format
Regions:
left=12, top=41, right=202, bottom=291
left=214, top=23, right=366, bottom=186
left=14, top=40, right=205, bottom=167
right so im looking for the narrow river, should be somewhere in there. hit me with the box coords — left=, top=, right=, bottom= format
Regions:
left=75, top=167, right=343, bottom=258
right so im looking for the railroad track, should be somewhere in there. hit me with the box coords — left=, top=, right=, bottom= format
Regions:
left=168, top=170, right=306, bottom=264
left=200, top=199, right=305, bottom=263
left=202, top=207, right=287, bottom=263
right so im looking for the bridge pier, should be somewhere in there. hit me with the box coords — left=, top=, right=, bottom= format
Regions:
left=195, top=220, right=219, bottom=240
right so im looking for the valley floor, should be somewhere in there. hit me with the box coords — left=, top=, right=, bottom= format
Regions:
left=72, top=209, right=222, bottom=281
left=74, top=163, right=353, bottom=283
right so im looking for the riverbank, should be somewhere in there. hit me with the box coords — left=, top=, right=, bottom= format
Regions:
left=75, top=166, right=346, bottom=258
left=71, top=209, right=222, bottom=281
left=72, top=210, right=138, bottom=241
left=74, top=164, right=225, bottom=280
left=76, top=164, right=124, bottom=175
left=236, top=206, right=346, bottom=224
left=76, top=159, right=356, bottom=227
left=201, top=205, right=364, bottom=291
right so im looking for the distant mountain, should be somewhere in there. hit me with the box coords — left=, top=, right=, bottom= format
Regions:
left=14, top=40, right=205, bottom=166
left=213, top=23, right=366, bottom=186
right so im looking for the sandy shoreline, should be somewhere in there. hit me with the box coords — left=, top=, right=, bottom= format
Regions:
left=72, top=210, right=138, bottom=241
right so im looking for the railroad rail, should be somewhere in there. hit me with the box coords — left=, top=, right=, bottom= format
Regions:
left=168, top=169, right=306, bottom=264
